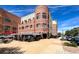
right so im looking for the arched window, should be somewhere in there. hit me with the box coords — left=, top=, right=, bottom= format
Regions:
left=25, top=20, right=27, bottom=23
left=42, top=13, right=46, bottom=19
left=36, top=13, right=40, bottom=19
left=28, top=19, right=31, bottom=22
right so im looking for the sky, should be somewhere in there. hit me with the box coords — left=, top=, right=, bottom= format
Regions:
left=0, top=5, right=79, bottom=32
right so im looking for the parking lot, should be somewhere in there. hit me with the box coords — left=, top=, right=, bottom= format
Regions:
left=0, top=38, right=72, bottom=54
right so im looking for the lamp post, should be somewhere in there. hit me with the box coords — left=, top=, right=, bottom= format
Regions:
left=61, top=28, right=64, bottom=39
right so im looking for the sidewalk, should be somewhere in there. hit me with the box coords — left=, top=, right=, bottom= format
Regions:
left=0, top=38, right=71, bottom=54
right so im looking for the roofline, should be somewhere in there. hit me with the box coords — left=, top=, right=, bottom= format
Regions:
left=21, top=12, right=35, bottom=18
left=0, top=8, right=21, bottom=18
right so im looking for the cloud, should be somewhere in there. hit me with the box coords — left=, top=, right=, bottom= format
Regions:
left=7, top=8, right=35, bottom=17
left=8, top=10, right=26, bottom=13
left=1, top=5, right=79, bottom=33
left=61, top=16, right=79, bottom=27
left=58, top=16, right=79, bottom=32
left=58, top=25, right=79, bottom=32
left=48, top=5, right=69, bottom=9
left=8, top=9, right=34, bottom=13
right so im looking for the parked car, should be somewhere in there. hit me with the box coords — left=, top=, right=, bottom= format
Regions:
left=61, top=35, right=72, bottom=41
left=72, top=36, right=79, bottom=45
left=65, top=36, right=72, bottom=41
left=0, top=35, right=6, bottom=39
left=0, top=35, right=13, bottom=43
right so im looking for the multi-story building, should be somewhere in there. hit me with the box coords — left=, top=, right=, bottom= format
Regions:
left=52, top=20, right=57, bottom=36
left=18, top=5, right=57, bottom=38
left=0, top=8, right=20, bottom=35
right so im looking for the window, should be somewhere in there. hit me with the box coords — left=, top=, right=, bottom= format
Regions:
left=4, top=18, right=11, bottom=22
left=28, top=19, right=31, bottom=22
left=4, top=26, right=10, bottom=31
left=43, top=23, right=47, bottom=28
left=22, top=21, right=23, bottom=24
left=42, top=13, right=46, bottom=19
left=36, top=23, right=40, bottom=28
left=25, top=25, right=29, bottom=28
left=30, top=25, right=32, bottom=28
left=36, top=13, right=40, bottom=19
left=22, top=26, right=24, bottom=29
left=13, top=27, right=17, bottom=30
left=33, top=17, right=35, bottom=19
left=13, top=27, right=17, bottom=33
left=25, top=20, right=27, bottom=23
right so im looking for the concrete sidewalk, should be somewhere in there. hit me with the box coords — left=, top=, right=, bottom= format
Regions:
left=0, top=38, right=71, bottom=54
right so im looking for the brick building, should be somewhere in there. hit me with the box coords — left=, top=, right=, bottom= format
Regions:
left=18, top=5, right=57, bottom=38
left=52, top=20, right=57, bottom=36
left=0, top=8, right=20, bottom=35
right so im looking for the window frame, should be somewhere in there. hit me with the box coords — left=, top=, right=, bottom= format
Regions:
left=4, top=18, right=11, bottom=23
left=4, top=26, right=10, bottom=31
left=36, top=23, right=40, bottom=28
left=42, top=12, right=47, bottom=19
left=36, top=13, right=40, bottom=19
left=22, top=26, right=24, bottom=29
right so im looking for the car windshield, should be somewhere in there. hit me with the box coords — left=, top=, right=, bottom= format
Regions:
left=75, top=37, right=79, bottom=40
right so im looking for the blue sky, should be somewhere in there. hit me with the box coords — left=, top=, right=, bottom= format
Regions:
left=0, top=5, right=79, bottom=32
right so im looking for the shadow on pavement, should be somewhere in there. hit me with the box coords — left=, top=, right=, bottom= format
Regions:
left=0, top=47, right=24, bottom=54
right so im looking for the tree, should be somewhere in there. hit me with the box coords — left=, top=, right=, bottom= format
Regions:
left=65, top=27, right=79, bottom=37
left=65, top=30, right=71, bottom=36
left=70, top=29, right=78, bottom=36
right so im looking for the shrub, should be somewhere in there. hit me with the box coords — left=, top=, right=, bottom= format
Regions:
left=63, top=42, right=78, bottom=47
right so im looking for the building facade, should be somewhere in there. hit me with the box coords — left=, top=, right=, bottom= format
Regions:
left=52, top=20, right=57, bottom=36
left=0, top=9, right=20, bottom=35
left=18, top=5, right=57, bottom=38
